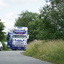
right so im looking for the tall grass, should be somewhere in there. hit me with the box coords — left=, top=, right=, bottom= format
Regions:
left=24, top=40, right=64, bottom=64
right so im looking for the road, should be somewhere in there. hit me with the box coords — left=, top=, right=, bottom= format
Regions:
left=0, top=51, right=52, bottom=64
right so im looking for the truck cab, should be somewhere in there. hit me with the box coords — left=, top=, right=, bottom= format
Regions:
left=7, top=27, right=29, bottom=50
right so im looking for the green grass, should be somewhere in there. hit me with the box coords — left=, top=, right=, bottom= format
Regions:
left=24, top=40, right=64, bottom=64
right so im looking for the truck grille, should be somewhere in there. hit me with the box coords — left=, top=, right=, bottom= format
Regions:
left=15, top=41, right=24, bottom=46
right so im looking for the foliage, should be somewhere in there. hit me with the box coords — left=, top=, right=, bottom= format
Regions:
left=24, top=40, right=64, bottom=64
left=0, top=22, right=5, bottom=41
left=37, top=0, right=64, bottom=40
left=15, top=0, right=64, bottom=41
left=15, top=11, right=39, bottom=27
left=15, top=11, right=40, bottom=41
left=0, top=21, right=7, bottom=50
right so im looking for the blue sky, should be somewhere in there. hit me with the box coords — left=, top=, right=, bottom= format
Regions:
left=0, top=0, right=46, bottom=32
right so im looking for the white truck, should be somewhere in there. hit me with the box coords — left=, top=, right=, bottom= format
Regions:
left=7, top=27, right=29, bottom=50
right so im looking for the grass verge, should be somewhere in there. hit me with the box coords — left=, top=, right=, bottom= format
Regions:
left=24, top=40, right=64, bottom=64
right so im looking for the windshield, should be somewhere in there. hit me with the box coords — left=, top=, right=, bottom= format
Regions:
left=12, top=35, right=27, bottom=38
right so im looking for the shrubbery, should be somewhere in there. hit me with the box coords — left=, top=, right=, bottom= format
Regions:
left=24, top=40, right=64, bottom=64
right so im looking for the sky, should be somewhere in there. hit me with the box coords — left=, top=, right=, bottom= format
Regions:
left=0, top=0, right=46, bottom=32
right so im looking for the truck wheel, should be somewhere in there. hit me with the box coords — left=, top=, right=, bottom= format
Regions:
left=12, top=49, right=16, bottom=50
left=23, top=48, right=26, bottom=51
left=24, top=46, right=26, bottom=51
left=12, top=49, right=14, bottom=50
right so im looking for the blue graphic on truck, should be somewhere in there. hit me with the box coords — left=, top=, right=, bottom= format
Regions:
left=7, top=27, right=29, bottom=50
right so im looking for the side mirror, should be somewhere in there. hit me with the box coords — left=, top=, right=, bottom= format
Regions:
left=27, top=35, right=29, bottom=39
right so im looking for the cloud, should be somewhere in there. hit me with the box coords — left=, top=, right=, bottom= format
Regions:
left=0, top=0, right=7, bottom=7
left=5, top=12, right=14, bottom=19
left=9, top=0, right=39, bottom=4
left=0, top=0, right=46, bottom=32
left=1, top=19, right=14, bottom=32
left=4, top=12, right=17, bottom=30
left=4, top=12, right=15, bottom=31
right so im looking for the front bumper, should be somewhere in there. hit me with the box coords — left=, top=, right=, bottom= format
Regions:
left=11, top=45, right=26, bottom=50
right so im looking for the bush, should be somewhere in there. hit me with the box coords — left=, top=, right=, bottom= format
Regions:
left=24, top=40, right=64, bottom=64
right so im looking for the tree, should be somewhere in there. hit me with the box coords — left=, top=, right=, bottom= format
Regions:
left=15, top=11, right=40, bottom=41
left=48, top=0, right=64, bottom=39
left=37, top=0, right=64, bottom=40
left=15, top=0, right=64, bottom=40
left=0, top=22, right=5, bottom=41
left=15, top=11, right=39, bottom=27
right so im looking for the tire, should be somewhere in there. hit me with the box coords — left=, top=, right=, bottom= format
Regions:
left=12, top=49, right=16, bottom=50
left=12, top=49, right=14, bottom=50
left=24, top=46, right=26, bottom=51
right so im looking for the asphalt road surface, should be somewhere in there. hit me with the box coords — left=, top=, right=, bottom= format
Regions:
left=0, top=51, right=52, bottom=64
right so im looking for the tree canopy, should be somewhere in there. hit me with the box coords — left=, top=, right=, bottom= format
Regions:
left=37, top=0, right=64, bottom=39
left=0, top=21, right=5, bottom=41
left=15, top=11, right=40, bottom=41
left=15, top=0, right=64, bottom=41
